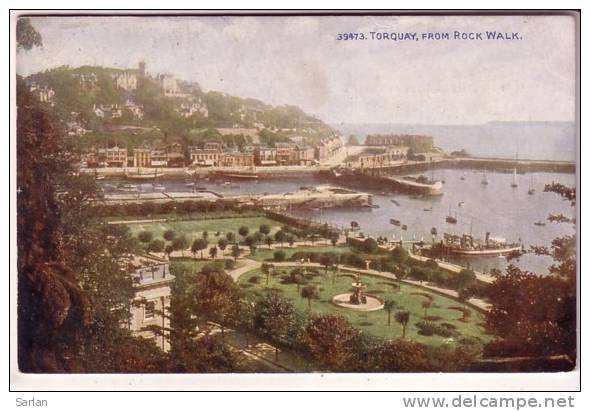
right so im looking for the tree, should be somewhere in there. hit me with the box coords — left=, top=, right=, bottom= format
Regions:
left=300, top=285, right=320, bottom=310
left=287, top=235, right=295, bottom=247
left=238, top=226, right=249, bottom=241
left=231, top=244, right=241, bottom=261
left=274, top=230, right=286, bottom=246
left=421, top=300, right=432, bottom=319
left=265, top=236, right=273, bottom=249
left=456, top=269, right=476, bottom=291
left=347, top=134, right=360, bottom=146
left=394, top=265, right=408, bottom=292
left=191, top=238, right=208, bottom=259
left=16, top=18, right=43, bottom=51
left=202, top=231, right=209, bottom=241
left=225, top=231, right=236, bottom=244
left=273, top=250, right=286, bottom=262
left=147, top=239, right=165, bottom=253
left=138, top=231, right=153, bottom=244
left=193, top=270, right=242, bottom=341
left=17, top=77, right=92, bottom=371
left=363, top=237, right=378, bottom=254
left=319, top=253, right=336, bottom=275
left=384, top=300, right=397, bottom=327
left=217, top=238, right=228, bottom=256
left=163, top=229, right=176, bottom=241
left=304, top=314, right=359, bottom=371
left=391, top=246, right=408, bottom=264
left=289, top=269, right=306, bottom=292
left=485, top=183, right=576, bottom=363
left=244, top=235, right=256, bottom=248
left=253, top=292, right=297, bottom=360
left=410, top=266, right=429, bottom=283
left=259, top=224, right=271, bottom=236
left=209, top=246, right=218, bottom=259
left=330, top=233, right=339, bottom=246
left=165, top=245, right=174, bottom=259
left=395, top=311, right=411, bottom=339
left=377, top=340, right=429, bottom=372
left=172, top=236, right=189, bottom=257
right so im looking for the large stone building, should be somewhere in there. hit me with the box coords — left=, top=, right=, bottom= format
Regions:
left=158, top=73, right=180, bottom=96
left=364, top=134, right=434, bottom=150
left=316, top=136, right=343, bottom=160
left=220, top=152, right=255, bottom=168
left=114, top=72, right=138, bottom=91
left=125, top=255, right=174, bottom=352
left=97, top=146, right=127, bottom=167
left=190, top=146, right=222, bottom=167
left=132, top=148, right=151, bottom=167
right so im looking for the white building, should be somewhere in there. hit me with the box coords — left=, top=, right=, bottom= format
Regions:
left=126, top=255, right=174, bottom=352
left=125, top=100, right=144, bottom=120
left=158, top=73, right=180, bottom=96
left=114, top=72, right=138, bottom=91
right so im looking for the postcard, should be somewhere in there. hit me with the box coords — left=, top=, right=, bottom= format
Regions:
left=11, top=11, right=579, bottom=391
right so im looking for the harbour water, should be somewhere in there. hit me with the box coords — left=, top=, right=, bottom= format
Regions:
left=102, top=168, right=575, bottom=275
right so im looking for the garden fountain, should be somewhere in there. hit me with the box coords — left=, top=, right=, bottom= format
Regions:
left=331, top=272, right=384, bottom=311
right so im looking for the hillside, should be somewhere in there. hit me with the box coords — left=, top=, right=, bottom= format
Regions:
left=24, top=64, right=336, bottom=151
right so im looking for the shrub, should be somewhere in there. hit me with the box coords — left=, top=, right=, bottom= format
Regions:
left=224, top=259, right=236, bottom=270
left=273, top=250, right=286, bottom=262
left=415, top=321, right=457, bottom=338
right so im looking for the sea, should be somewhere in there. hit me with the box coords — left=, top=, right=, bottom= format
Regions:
left=102, top=167, right=576, bottom=275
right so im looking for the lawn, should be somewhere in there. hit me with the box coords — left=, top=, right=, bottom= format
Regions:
left=237, top=266, right=491, bottom=347
left=128, top=216, right=282, bottom=245
left=251, top=245, right=355, bottom=262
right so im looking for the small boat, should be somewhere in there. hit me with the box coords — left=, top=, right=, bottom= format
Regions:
left=390, top=199, right=400, bottom=206
left=430, top=227, right=438, bottom=236
left=446, top=205, right=457, bottom=224
left=223, top=182, right=231, bottom=186
left=95, top=174, right=105, bottom=181
left=511, top=168, right=518, bottom=188
left=460, top=173, right=465, bottom=181
left=446, top=215, right=457, bottom=224
left=481, top=169, right=489, bottom=185
left=528, top=175, right=536, bottom=195
left=534, top=221, right=546, bottom=226
left=390, top=219, right=401, bottom=226
left=152, top=183, right=166, bottom=191
left=401, top=224, right=408, bottom=231
left=185, top=182, right=195, bottom=188
left=423, top=207, right=432, bottom=212
left=458, top=201, right=465, bottom=207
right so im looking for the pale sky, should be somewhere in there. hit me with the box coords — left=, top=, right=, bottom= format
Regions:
left=16, top=14, right=576, bottom=125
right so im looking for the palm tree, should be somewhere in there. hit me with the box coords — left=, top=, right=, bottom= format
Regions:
left=395, top=311, right=410, bottom=339
left=421, top=300, right=432, bottom=319
left=394, top=265, right=408, bottom=292
left=384, top=300, right=397, bottom=327
left=261, top=263, right=274, bottom=286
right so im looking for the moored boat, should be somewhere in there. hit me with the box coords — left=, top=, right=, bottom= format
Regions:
left=441, top=232, right=522, bottom=256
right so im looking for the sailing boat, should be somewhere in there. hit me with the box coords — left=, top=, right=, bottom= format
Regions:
left=528, top=175, right=536, bottom=195
left=446, top=204, right=457, bottom=224
left=510, top=168, right=518, bottom=188
left=481, top=169, right=489, bottom=185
